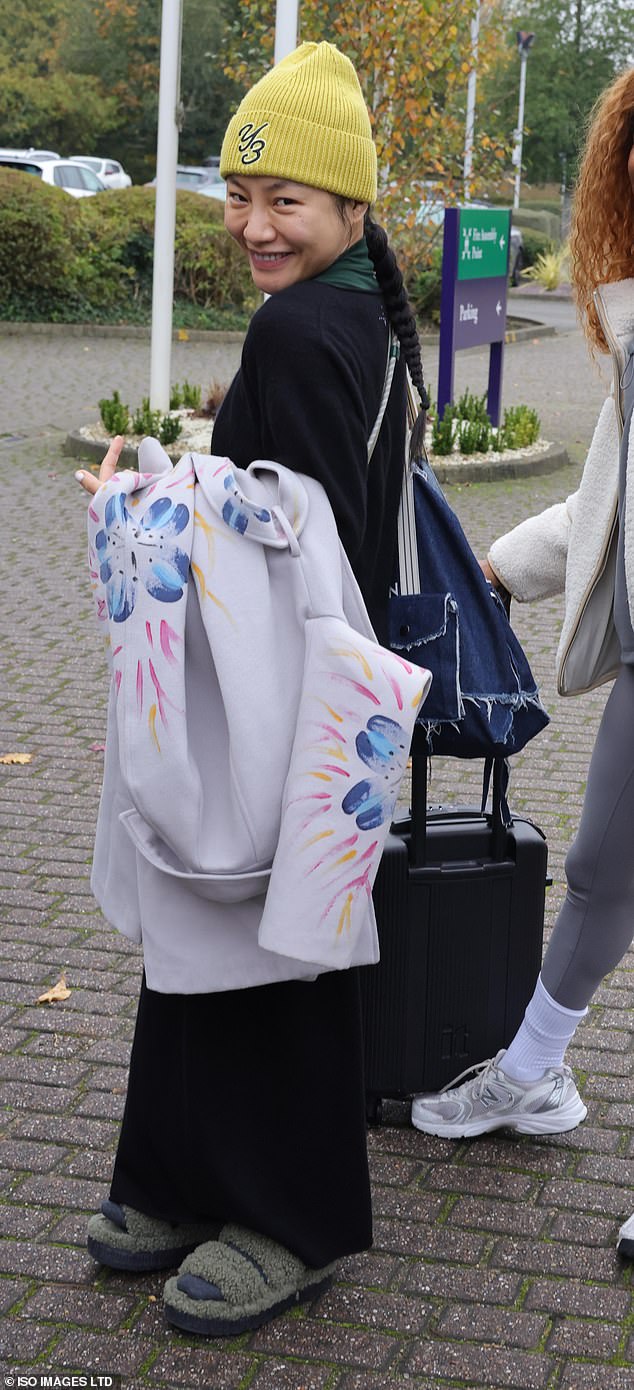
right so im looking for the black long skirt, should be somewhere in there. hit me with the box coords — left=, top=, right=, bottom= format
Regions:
left=109, top=969, right=372, bottom=1268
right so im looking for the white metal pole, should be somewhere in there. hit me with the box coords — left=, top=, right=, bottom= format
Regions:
left=513, top=51, right=528, bottom=210
left=463, top=0, right=480, bottom=199
left=274, top=0, right=299, bottom=63
left=149, top=0, right=183, bottom=413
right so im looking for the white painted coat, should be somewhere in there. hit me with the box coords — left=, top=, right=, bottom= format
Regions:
left=88, top=439, right=430, bottom=992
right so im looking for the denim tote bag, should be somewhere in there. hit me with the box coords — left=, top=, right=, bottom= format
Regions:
left=388, top=444, right=549, bottom=758
left=368, top=341, right=549, bottom=760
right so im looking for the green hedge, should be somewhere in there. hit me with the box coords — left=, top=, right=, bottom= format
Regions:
left=512, top=207, right=561, bottom=243
left=520, top=227, right=556, bottom=268
left=0, top=170, right=257, bottom=323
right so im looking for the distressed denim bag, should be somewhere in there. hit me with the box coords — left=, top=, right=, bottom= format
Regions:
left=370, top=339, right=549, bottom=762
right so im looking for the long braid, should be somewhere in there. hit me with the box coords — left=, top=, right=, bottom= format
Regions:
left=364, top=213, right=430, bottom=462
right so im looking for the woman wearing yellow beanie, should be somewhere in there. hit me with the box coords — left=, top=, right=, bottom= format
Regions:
left=83, top=41, right=429, bottom=1336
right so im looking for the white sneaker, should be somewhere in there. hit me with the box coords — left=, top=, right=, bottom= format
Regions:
left=617, top=1212, right=634, bottom=1259
left=411, top=1050, right=587, bottom=1138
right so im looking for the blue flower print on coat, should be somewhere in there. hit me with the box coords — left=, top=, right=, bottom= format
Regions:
left=222, top=472, right=272, bottom=535
left=95, top=492, right=190, bottom=623
left=342, top=716, right=408, bottom=830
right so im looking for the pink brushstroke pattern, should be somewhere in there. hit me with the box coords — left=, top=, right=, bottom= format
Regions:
left=136, top=660, right=143, bottom=715
left=146, top=621, right=154, bottom=649
left=310, top=721, right=346, bottom=743
left=384, top=667, right=403, bottom=710
left=160, top=620, right=181, bottom=665
left=327, top=674, right=381, bottom=706
left=148, top=659, right=183, bottom=728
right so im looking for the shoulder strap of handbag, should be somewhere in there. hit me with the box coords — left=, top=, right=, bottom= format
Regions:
left=367, top=328, right=422, bottom=596
left=367, top=328, right=399, bottom=461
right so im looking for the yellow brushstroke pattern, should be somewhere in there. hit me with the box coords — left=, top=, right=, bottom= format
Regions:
left=309, top=772, right=332, bottom=782
left=317, top=700, right=344, bottom=724
left=194, top=510, right=218, bottom=560
left=336, top=892, right=354, bottom=936
left=333, top=646, right=373, bottom=680
left=149, top=704, right=160, bottom=752
left=333, top=850, right=357, bottom=867
left=301, top=829, right=334, bottom=850
left=307, top=742, right=347, bottom=761
left=412, top=686, right=424, bottom=707
left=190, top=562, right=234, bottom=624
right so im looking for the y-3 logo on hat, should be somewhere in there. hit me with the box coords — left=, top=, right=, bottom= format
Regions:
left=238, top=123, right=268, bottom=164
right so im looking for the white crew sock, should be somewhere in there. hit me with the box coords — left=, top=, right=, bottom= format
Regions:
left=501, top=975, right=588, bottom=1082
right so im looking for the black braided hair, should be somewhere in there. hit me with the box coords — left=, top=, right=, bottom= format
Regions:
left=364, top=213, right=430, bottom=463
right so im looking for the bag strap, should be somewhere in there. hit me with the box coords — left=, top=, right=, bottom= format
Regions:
left=367, top=329, right=400, bottom=461
left=395, top=375, right=429, bottom=596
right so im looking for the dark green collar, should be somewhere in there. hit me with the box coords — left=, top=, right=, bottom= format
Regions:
left=313, top=238, right=380, bottom=293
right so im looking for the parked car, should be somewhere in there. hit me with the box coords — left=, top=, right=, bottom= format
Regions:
left=69, top=156, right=131, bottom=189
left=416, top=196, right=524, bottom=285
left=0, top=155, right=106, bottom=197
left=0, top=147, right=60, bottom=159
left=147, top=164, right=225, bottom=199
left=195, top=168, right=226, bottom=202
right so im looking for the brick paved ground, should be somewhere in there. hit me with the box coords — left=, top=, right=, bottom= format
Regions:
left=0, top=320, right=632, bottom=1389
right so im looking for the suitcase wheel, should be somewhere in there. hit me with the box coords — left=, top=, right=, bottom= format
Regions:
left=366, top=1095, right=383, bottom=1127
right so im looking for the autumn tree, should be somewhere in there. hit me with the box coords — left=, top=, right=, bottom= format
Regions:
left=482, top=0, right=634, bottom=185
left=0, top=0, right=114, bottom=152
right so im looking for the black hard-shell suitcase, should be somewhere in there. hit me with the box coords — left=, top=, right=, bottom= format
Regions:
left=361, top=752, right=548, bottom=1122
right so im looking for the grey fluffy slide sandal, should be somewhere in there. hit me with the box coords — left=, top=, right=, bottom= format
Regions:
left=87, top=1200, right=221, bottom=1272
left=163, top=1223, right=337, bottom=1335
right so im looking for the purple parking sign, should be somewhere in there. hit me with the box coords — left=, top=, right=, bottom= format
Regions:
left=437, top=207, right=511, bottom=426
left=454, top=276, right=508, bottom=349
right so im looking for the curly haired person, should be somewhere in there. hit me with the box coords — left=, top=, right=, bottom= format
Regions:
left=412, top=65, right=634, bottom=1263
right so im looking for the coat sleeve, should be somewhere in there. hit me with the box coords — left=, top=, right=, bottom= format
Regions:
left=487, top=391, right=619, bottom=603
left=487, top=492, right=578, bottom=602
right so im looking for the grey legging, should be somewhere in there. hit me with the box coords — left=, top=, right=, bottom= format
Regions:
left=541, top=663, right=634, bottom=1010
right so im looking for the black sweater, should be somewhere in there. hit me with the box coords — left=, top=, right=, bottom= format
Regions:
left=212, top=279, right=406, bottom=640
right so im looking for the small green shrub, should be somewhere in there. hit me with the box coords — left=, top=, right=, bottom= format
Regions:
left=521, top=243, right=570, bottom=291
left=158, top=413, right=183, bottom=446
left=454, top=388, right=489, bottom=425
left=181, top=380, right=202, bottom=410
left=170, top=383, right=184, bottom=410
left=431, top=406, right=454, bottom=456
left=98, top=390, right=130, bottom=435
left=458, top=418, right=491, bottom=454
left=131, top=397, right=161, bottom=437
left=501, top=404, right=541, bottom=448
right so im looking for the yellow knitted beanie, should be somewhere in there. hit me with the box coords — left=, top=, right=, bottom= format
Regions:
left=220, top=42, right=377, bottom=203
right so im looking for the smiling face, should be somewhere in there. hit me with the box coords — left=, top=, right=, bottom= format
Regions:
left=224, top=176, right=367, bottom=293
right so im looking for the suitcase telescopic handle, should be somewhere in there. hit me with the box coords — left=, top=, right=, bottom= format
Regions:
left=409, top=749, right=507, bottom=869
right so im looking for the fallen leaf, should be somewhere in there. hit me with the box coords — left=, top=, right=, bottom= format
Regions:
left=0, top=752, right=33, bottom=765
left=177, top=328, right=189, bottom=341
left=89, top=742, right=106, bottom=753
left=148, top=1295, right=157, bottom=1303
left=37, top=974, right=72, bottom=1005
